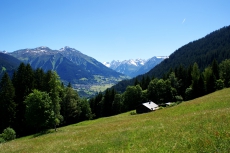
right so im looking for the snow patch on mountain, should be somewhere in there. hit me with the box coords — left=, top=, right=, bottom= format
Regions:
left=103, top=62, right=111, bottom=67
left=104, top=57, right=166, bottom=77
left=0, top=50, right=7, bottom=53
left=59, top=46, right=82, bottom=54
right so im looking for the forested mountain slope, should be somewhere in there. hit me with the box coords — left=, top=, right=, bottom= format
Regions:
left=112, top=25, right=230, bottom=92
left=148, top=25, right=230, bottom=78
left=0, top=52, right=21, bottom=78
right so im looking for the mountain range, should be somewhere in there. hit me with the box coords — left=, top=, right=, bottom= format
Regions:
left=9, top=46, right=125, bottom=83
left=1, top=46, right=128, bottom=97
left=103, top=56, right=167, bottom=77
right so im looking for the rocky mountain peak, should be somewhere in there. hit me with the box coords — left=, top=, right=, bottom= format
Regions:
left=104, top=57, right=165, bottom=77
left=59, top=46, right=81, bottom=53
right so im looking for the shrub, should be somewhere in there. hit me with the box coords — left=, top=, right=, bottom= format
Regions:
left=167, top=102, right=179, bottom=107
left=175, top=95, right=183, bottom=102
left=0, top=137, right=5, bottom=143
left=216, top=79, right=224, bottom=90
left=130, top=111, right=137, bottom=115
left=185, top=87, right=193, bottom=100
left=1, top=127, right=16, bottom=141
left=158, top=106, right=164, bottom=110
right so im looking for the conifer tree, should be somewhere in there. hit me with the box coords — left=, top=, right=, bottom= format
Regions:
left=197, top=74, right=206, bottom=97
left=203, top=66, right=216, bottom=94
left=101, top=89, right=114, bottom=117
left=61, top=86, right=81, bottom=125
left=0, top=73, right=16, bottom=132
left=144, top=76, right=151, bottom=90
left=211, top=59, right=219, bottom=80
left=89, top=92, right=103, bottom=118
left=112, top=94, right=124, bottom=115
left=191, top=63, right=201, bottom=98
left=78, top=98, right=93, bottom=121
left=140, top=76, right=146, bottom=90
left=175, top=65, right=187, bottom=97
left=147, top=78, right=159, bottom=102
left=134, top=78, right=140, bottom=86
left=25, top=64, right=34, bottom=94
left=12, top=63, right=27, bottom=135
left=34, top=68, right=45, bottom=91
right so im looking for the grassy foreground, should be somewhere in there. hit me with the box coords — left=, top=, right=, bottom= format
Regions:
left=1, top=89, right=230, bottom=152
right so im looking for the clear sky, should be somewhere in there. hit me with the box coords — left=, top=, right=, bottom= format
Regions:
left=0, top=0, right=230, bottom=62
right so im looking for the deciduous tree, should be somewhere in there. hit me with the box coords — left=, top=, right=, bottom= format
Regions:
left=24, top=90, right=54, bottom=131
left=46, top=71, right=63, bottom=131
left=219, top=59, right=230, bottom=87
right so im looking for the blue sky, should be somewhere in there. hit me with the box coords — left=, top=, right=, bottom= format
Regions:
left=0, top=0, right=229, bottom=62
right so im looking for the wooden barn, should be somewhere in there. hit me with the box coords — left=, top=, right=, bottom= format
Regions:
left=136, top=101, right=159, bottom=114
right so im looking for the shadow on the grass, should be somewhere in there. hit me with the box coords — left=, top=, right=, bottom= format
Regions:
left=32, top=130, right=54, bottom=138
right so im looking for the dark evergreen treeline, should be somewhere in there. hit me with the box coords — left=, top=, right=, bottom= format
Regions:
left=0, top=63, right=92, bottom=137
left=149, top=26, right=230, bottom=78
left=89, top=59, right=230, bottom=118
left=112, top=25, right=230, bottom=93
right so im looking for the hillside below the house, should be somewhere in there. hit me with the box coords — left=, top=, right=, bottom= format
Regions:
left=1, top=88, right=230, bottom=152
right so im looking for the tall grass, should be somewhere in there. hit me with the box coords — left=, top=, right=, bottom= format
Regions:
left=1, top=88, right=230, bottom=152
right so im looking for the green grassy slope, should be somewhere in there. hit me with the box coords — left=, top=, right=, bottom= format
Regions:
left=1, top=88, right=230, bottom=152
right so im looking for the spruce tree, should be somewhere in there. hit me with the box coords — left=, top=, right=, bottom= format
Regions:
left=34, top=68, right=45, bottom=91
left=78, top=98, right=93, bottom=121
left=191, top=63, right=201, bottom=98
left=89, top=92, right=103, bottom=118
left=101, top=89, right=113, bottom=117
left=12, top=63, right=27, bottom=135
left=25, top=64, right=34, bottom=94
left=0, top=73, right=16, bottom=132
left=61, top=86, right=81, bottom=125
left=197, top=74, right=206, bottom=97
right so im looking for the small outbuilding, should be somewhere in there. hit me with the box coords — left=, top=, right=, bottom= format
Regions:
left=136, top=101, right=159, bottom=114
left=158, top=102, right=172, bottom=107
